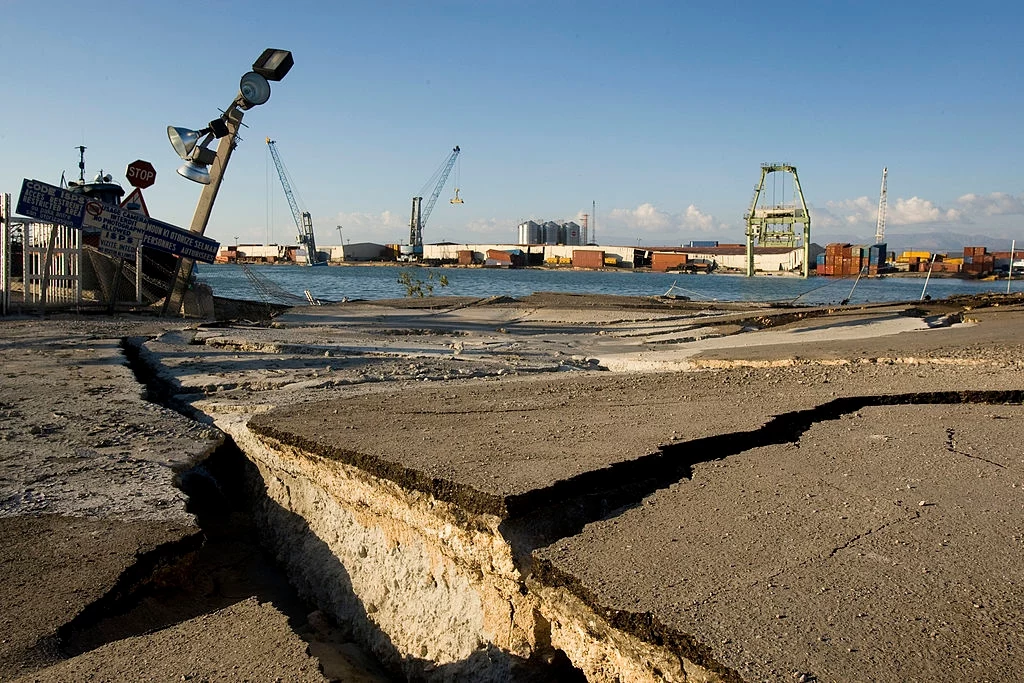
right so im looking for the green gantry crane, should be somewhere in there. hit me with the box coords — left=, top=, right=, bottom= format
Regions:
left=744, top=163, right=811, bottom=277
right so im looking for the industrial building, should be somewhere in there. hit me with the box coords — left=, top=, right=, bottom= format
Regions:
left=422, top=242, right=811, bottom=272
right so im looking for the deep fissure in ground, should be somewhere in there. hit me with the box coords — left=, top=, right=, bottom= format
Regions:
left=111, top=336, right=1023, bottom=681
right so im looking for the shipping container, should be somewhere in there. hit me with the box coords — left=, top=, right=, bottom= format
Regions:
left=486, top=249, right=512, bottom=264
left=651, top=252, right=688, bottom=272
left=572, top=250, right=606, bottom=269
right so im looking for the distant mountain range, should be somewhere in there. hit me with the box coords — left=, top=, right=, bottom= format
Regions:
left=812, top=230, right=1020, bottom=255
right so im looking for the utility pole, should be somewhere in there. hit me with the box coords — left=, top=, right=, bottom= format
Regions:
left=162, top=108, right=244, bottom=315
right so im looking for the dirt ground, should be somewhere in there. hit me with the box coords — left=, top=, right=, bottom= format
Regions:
left=2, top=292, right=1023, bottom=682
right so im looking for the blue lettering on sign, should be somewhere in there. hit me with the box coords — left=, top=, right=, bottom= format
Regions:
left=15, top=179, right=220, bottom=263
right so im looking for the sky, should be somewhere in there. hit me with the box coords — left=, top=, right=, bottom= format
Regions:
left=2, top=0, right=1022, bottom=252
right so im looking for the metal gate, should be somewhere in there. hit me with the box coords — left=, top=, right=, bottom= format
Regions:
left=22, top=220, right=82, bottom=307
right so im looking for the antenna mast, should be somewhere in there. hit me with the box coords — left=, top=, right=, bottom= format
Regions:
left=875, top=167, right=888, bottom=244
left=76, top=145, right=87, bottom=182
left=592, top=200, right=596, bottom=244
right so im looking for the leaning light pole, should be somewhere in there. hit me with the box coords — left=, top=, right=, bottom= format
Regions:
left=162, top=49, right=294, bottom=316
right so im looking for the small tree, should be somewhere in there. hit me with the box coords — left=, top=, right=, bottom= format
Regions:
left=397, top=269, right=450, bottom=297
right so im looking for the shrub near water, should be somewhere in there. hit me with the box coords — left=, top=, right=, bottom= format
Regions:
left=398, top=270, right=450, bottom=297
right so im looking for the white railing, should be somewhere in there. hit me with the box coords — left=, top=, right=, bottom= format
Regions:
left=22, top=221, right=81, bottom=307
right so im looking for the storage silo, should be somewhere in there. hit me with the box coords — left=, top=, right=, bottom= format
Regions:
left=518, top=222, right=529, bottom=245
left=563, top=221, right=581, bottom=246
left=527, top=220, right=542, bottom=244
left=543, top=221, right=560, bottom=245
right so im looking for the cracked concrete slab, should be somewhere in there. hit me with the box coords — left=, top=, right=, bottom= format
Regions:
left=535, top=402, right=1024, bottom=682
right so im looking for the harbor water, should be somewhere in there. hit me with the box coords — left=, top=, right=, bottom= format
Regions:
left=195, top=263, right=1017, bottom=307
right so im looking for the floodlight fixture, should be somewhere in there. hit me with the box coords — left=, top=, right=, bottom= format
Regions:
left=176, top=144, right=216, bottom=184
left=237, top=71, right=271, bottom=110
left=252, top=48, right=293, bottom=81
left=168, top=126, right=217, bottom=184
left=167, top=126, right=204, bottom=159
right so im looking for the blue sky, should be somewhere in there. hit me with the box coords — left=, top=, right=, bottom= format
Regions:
left=2, top=0, right=1021, bottom=250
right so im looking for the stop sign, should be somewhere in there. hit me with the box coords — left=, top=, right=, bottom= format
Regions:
left=125, top=159, right=156, bottom=189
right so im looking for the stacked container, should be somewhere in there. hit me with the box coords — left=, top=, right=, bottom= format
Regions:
left=962, top=246, right=994, bottom=277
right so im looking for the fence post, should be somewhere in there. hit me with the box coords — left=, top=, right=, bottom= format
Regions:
left=1, top=193, right=9, bottom=316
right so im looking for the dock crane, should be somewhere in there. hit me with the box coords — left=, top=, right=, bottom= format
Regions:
left=408, top=145, right=461, bottom=257
left=266, top=137, right=325, bottom=266
left=874, top=167, right=888, bottom=244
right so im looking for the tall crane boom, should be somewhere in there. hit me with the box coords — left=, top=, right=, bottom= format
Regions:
left=409, top=145, right=461, bottom=252
left=875, top=167, right=888, bottom=244
left=266, top=137, right=324, bottom=265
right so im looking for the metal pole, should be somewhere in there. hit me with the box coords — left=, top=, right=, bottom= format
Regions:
left=920, top=253, right=937, bottom=300
left=0, top=194, right=8, bottom=316
left=136, top=245, right=143, bottom=304
left=162, top=106, right=244, bottom=316
left=1008, top=239, right=1016, bottom=294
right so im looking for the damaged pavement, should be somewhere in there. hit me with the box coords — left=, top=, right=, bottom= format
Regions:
left=2, top=293, right=1023, bottom=681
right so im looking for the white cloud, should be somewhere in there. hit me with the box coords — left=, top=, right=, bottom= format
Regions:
left=824, top=196, right=876, bottom=225
left=889, top=196, right=961, bottom=224
left=823, top=195, right=962, bottom=227
left=606, top=202, right=722, bottom=235
left=682, top=204, right=716, bottom=231
left=332, top=210, right=405, bottom=242
left=609, top=202, right=672, bottom=231
left=957, top=192, right=1024, bottom=216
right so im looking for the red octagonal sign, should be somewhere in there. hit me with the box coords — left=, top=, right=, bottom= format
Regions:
left=125, top=159, right=156, bottom=189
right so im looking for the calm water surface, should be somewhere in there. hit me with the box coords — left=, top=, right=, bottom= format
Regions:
left=195, top=264, right=1016, bottom=306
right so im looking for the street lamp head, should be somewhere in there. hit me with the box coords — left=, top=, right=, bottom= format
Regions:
left=170, top=131, right=217, bottom=185
left=177, top=160, right=211, bottom=184
left=252, top=48, right=293, bottom=81
left=167, top=126, right=204, bottom=160
left=237, top=71, right=271, bottom=110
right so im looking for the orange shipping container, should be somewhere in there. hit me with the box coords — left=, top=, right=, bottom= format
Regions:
left=486, top=249, right=512, bottom=264
left=572, top=250, right=606, bottom=269
left=651, top=252, right=688, bottom=272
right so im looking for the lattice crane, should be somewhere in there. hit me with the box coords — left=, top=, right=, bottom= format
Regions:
left=409, top=145, right=461, bottom=255
left=875, top=167, right=888, bottom=244
left=266, top=138, right=324, bottom=266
